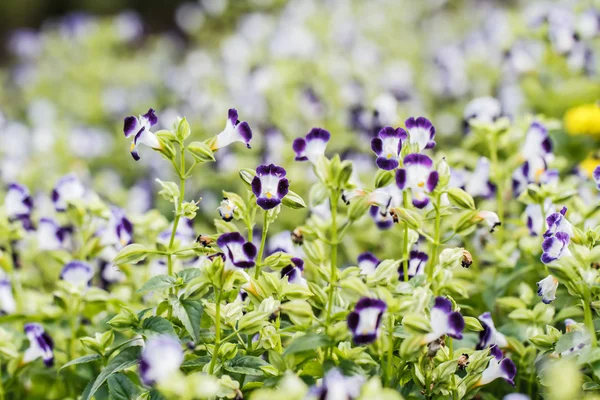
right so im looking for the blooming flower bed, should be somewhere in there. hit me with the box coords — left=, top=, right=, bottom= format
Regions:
left=0, top=1, right=600, bottom=399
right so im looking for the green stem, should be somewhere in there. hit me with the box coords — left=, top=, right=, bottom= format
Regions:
left=385, top=314, right=395, bottom=387
left=254, top=212, right=269, bottom=279
left=209, top=289, right=222, bottom=374
left=68, top=299, right=81, bottom=361
left=489, top=133, right=504, bottom=244
left=0, top=359, right=5, bottom=400
left=583, top=296, right=598, bottom=347
left=167, top=145, right=186, bottom=318
left=426, top=193, right=442, bottom=283
left=402, top=191, right=409, bottom=282
left=326, top=190, right=339, bottom=324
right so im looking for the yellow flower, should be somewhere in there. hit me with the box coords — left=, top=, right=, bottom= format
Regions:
left=579, top=153, right=600, bottom=177
left=564, top=103, right=600, bottom=136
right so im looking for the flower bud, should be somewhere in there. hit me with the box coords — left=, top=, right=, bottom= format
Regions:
left=176, top=117, right=191, bottom=141
left=187, top=141, right=215, bottom=163
left=446, top=187, right=476, bottom=210
left=436, top=157, right=451, bottom=188
left=107, top=306, right=139, bottom=329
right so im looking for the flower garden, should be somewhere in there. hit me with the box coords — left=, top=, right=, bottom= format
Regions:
left=0, top=1, right=600, bottom=399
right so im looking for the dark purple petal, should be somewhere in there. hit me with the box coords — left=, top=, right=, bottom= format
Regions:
left=293, top=138, right=308, bottom=161
left=447, top=311, right=465, bottom=339
left=403, top=153, right=433, bottom=168
left=412, top=196, right=430, bottom=209
left=499, top=358, right=517, bottom=386
left=123, top=116, right=139, bottom=137
left=427, top=171, right=439, bottom=192
left=217, top=232, right=245, bottom=248
left=347, top=311, right=359, bottom=331
left=490, top=344, right=503, bottom=360
left=396, top=169, right=406, bottom=189
left=433, top=296, right=453, bottom=313
left=352, top=333, right=378, bottom=345
left=242, top=242, right=257, bottom=259
left=251, top=176, right=261, bottom=198
left=228, top=108, right=239, bottom=126
left=306, top=128, right=330, bottom=142
left=131, top=150, right=140, bottom=161
left=236, top=122, right=252, bottom=148
left=277, top=178, right=290, bottom=200
left=355, top=297, right=386, bottom=312
left=357, top=252, right=379, bottom=265
left=257, top=197, right=282, bottom=210
left=371, top=138, right=383, bottom=155
left=142, top=108, right=158, bottom=126
left=377, top=126, right=398, bottom=138
left=376, top=157, right=399, bottom=170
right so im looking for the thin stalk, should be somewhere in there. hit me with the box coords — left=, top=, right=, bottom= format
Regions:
left=402, top=191, right=409, bottom=282
left=489, top=133, right=504, bottom=244
left=254, top=212, right=269, bottom=279
left=167, top=145, right=186, bottom=318
left=426, top=193, right=442, bottom=283
left=326, top=190, right=339, bottom=324
left=0, top=359, right=5, bottom=400
left=583, top=296, right=598, bottom=347
left=209, top=289, right=222, bottom=374
left=385, top=314, right=395, bottom=387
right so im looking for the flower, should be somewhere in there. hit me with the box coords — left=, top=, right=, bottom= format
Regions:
left=541, top=232, right=571, bottom=264
left=463, top=96, right=502, bottom=126
left=475, top=211, right=501, bottom=233
left=123, top=108, right=161, bottom=161
left=139, top=335, right=183, bottom=386
left=293, top=128, right=330, bottom=163
left=268, top=230, right=303, bottom=257
left=369, top=205, right=394, bottom=230
left=23, top=323, right=54, bottom=366
left=398, top=250, right=428, bottom=281
left=347, top=297, right=387, bottom=345
left=217, top=232, right=257, bottom=270
left=396, top=153, right=439, bottom=208
left=251, top=164, right=289, bottom=210
left=4, top=183, right=33, bottom=222
left=537, top=275, right=559, bottom=304
left=37, top=218, right=70, bottom=251
left=218, top=198, right=237, bottom=222
left=465, top=158, right=495, bottom=198
left=524, top=200, right=554, bottom=237
left=100, top=207, right=133, bottom=248
left=477, top=312, right=508, bottom=349
left=511, top=158, right=558, bottom=196
left=307, top=368, right=365, bottom=400
left=281, top=258, right=306, bottom=286
left=357, top=252, right=380, bottom=275
left=405, top=117, right=436, bottom=151
left=423, top=297, right=465, bottom=344
left=60, top=260, right=94, bottom=287
left=564, top=103, right=600, bottom=136
left=594, top=165, right=600, bottom=190
left=52, top=174, right=85, bottom=212
left=0, top=274, right=16, bottom=314
left=211, top=108, right=252, bottom=150
left=543, top=207, right=573, bottom=238
left=370, top=126, right=406, bottom=170
left=521, top=122, right=553, bottom=163
left=477, top=345, right=517, bottom=387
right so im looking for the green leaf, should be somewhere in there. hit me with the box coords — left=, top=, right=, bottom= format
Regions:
left=136, top=275, right=178, bottom=294
left=283, top=333, right=332, bottom=356
left=59, top=354, right=101, bottom=372
left=136, top=316, right=177, bottom=338
left=187, top=141, right=215, bottom=163
left=281, top=190, right=307, bottom=209
left=82, top=346, right=142, bottom=400
left=176, top=268, right=202, bottom=283
left=181, top=356, right=212, bottom=370
left=168, top=295, right=203, bottom=343
left=108, top=373, right=139, bottom=400
left=224, top=356, right=269, bottom=376
left=113, top=244, right=151, bottom=265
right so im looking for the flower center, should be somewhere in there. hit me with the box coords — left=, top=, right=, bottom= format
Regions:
left=418, top=181, right=425, bottom=188
left=386, top=153, right=392, bottom=159
left=266, top=192, right=273, bottom=199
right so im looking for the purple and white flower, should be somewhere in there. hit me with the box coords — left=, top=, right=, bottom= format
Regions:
left=251, top=164, right=289, bottom=210
left=463, top=97, right=502, bottom=126
left=405, top=117, right=436, bottom=152
left=4, top=183, right=33, bottom=222
left=524, top=200, right=554, bottom=237
left=306, top=368, right=365, bottom=400
left=521, top=122, right=553, bottom=163
left=544, top=207, right=573, bottom=238
left=139, top=335, right=183, bottom=386
left=477, top=312, right=508, bottom=349
left=396, top=154, right=439, bottom=208
left=293, top=128, right=330, bottom=164
left=23, top=323, right=54, bottom=367
left=465, top=158, right=495, bottom=199
left=357, top=252, right=380, bottom=275
left=476, top=211, right=502, bottom=233
left=541, top=232, right=571, bottom=264
left=369, top=205, right=395, bottom=230
left=37, top=218, right=70, bottom=251
left=211, top=108, right=253, bottom=150
left=347, top=297, right=387, bottom=345
left=512, top=158, right=558, bottom=196
left=398, top=250, right=428, bottom=281
left=123, top=108, right=161, bottom=161
left=52, top=174, right=85, bottom=212
left=60, top=260, right=94, bottom=287
left=281, top=258, right=306, bottom=286
left=423, top=297, right=465, bottom=344
left=594, top=166, right=600, bottom=190
left=100, top=207, right=133, bottom=248
left=537, top=275, right=559, bottom=304
left=218, top=198, right=237, bottom=222
left=0, top=274, right=16, bottom=314
left=268, top=230, right=303, bottom=257
left=477, top=345, right=517, bottom=387
left=370, top=126, right=406, bottom=170
left=217, top=232, right=257, bottom=270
